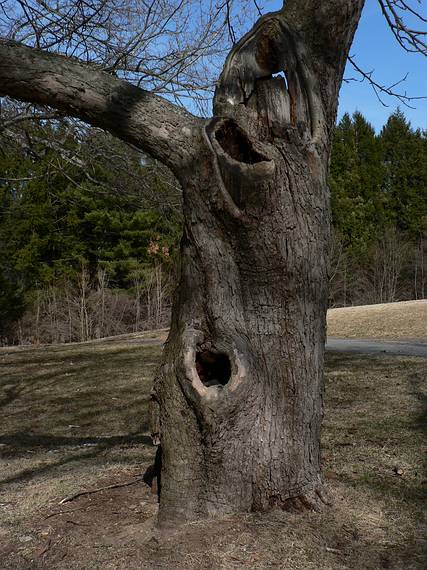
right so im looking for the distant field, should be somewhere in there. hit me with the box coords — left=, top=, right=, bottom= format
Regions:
left=1, top=337, right=426, bottom=569
left=327, top=300, right=427, bottom=340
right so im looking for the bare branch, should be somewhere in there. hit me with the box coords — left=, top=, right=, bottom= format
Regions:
left=225, top=0, right=237, bottom=45
left=0, top=108, right=64, bottom=130
left=378, top=0, right=427, bottom=55
left=58, top=476, right=146, bottom=505
left=0, top=39, right=201, bottom=172
left=0, top=0, right=238, bottom=100
left=347, top=55, right=427, bottom=108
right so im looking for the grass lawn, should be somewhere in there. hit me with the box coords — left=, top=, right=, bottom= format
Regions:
left=0, top=337, right=426, bottom=569
left=327, top=300, right=427, bottom=340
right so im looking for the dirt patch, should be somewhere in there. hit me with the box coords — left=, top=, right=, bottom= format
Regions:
left=327, top=300, right=427, bottom=340
left=1, top=342, right=426, bottom=569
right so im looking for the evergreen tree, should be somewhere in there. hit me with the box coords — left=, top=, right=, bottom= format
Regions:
left=329, top=111, right=384, bottom=259
left=329, top=109, right=427, bottom=306
left=379, top=109, right=427, bottom=236
left=0, top=117, right=182, bottom=341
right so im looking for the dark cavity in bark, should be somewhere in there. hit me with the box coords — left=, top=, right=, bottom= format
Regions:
left=195, top=350, right=231, bottom=387
left=214, top=119, right=265, bottom=164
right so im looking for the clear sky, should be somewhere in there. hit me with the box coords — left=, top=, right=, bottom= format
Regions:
left=337, top=0, right=426, bottom=131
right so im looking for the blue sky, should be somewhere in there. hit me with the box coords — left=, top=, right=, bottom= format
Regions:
left=337, top=0, right=426, bottom=131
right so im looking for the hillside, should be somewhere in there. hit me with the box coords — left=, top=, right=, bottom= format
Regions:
left=327, top=300, right=427, bottom=340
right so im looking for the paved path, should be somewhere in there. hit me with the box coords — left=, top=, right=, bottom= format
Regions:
left=326, top=338, right=427, bottom=358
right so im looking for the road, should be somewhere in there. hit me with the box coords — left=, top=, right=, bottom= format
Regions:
left=326, top=337, right=427, bottom=358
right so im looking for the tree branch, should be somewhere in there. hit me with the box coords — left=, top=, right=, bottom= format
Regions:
left=0, top=109, right=64, bottom=130
left=378, top=0, right=427, bottom=55
left=0, top=39, right=201, bottom=172
left=347, top=55, right=427, bottom=108
left=284, top=0, right=366, bottom=67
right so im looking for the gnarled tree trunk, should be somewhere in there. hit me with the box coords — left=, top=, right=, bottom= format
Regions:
left=0, top=0, right=365, bottom=525
left=156, top=130, right=329, bottom=521
left=153, top=5, right=363, bottom=522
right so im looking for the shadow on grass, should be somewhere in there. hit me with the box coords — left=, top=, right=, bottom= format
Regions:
left=0, top=432, right=152, bottom=453
left=324, top=353, right=427, bottom=569
left=0, top=342, right=161, bottom=490
left=0, top=447, right=111, bottom=487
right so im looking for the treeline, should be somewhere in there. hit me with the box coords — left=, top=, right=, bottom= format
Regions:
left=329, top=109, right=426, bottom=307
left=0, top=107, right=181, bottom=344
left=0, top=106, right=426, bottom=344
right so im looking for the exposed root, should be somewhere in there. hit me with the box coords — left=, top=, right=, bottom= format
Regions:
left=281, top=485, right=331, bottom=513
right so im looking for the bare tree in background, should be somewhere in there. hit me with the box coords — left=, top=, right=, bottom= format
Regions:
left=0, top=0, right=425, bottom=523
left=364, top=227, right=412, bottom=303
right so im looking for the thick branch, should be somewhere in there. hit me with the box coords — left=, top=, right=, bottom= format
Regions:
left=284, top=0, right=366, bottom=68
left=0, top=40, right=201, bottom=172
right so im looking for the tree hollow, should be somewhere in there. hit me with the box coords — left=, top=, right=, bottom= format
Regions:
left=195, top=350, right=232, bottom=387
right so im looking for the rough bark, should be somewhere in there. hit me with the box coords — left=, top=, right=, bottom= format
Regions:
left=153, top=1, right=365, bottom=522
left=156, top=129, right=330, bottom=521
left=0, top=40, right=201, bottom=174
left=0, top=0, right=366, bottom=523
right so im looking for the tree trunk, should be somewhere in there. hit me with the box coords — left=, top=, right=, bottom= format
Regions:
left=0, top=0, right=365, bottom=525
left=153, top=8, right=341, bottom=520
left=155, top=118, right=330, bottom=521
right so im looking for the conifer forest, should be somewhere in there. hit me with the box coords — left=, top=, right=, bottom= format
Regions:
left=1, top=106, right=426, bottom=345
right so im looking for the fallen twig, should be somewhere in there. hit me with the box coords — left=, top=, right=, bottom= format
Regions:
left=65, top=519, right=89, bottom=526
left=44, top=505, right=88, bottom=519
left=58, top=476, right=144, bottom=504
left=326, top=547, right=342, bottom=554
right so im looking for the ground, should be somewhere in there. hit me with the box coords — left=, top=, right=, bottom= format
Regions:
left=1, top=323, right=426, bottom=569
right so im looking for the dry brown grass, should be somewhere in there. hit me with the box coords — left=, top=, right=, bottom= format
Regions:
left=1, top=340, right=426, bottom=569
left=327, top=300, right=427, bottom=340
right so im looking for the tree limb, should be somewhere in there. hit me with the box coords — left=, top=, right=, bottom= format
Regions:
left=378, top=0, right=427, bottom=55
left=0, top=39, right=201, bottom=172
left=284, top=0, right=366, bottom=67
left=347, top=55, right=427, bottom=108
